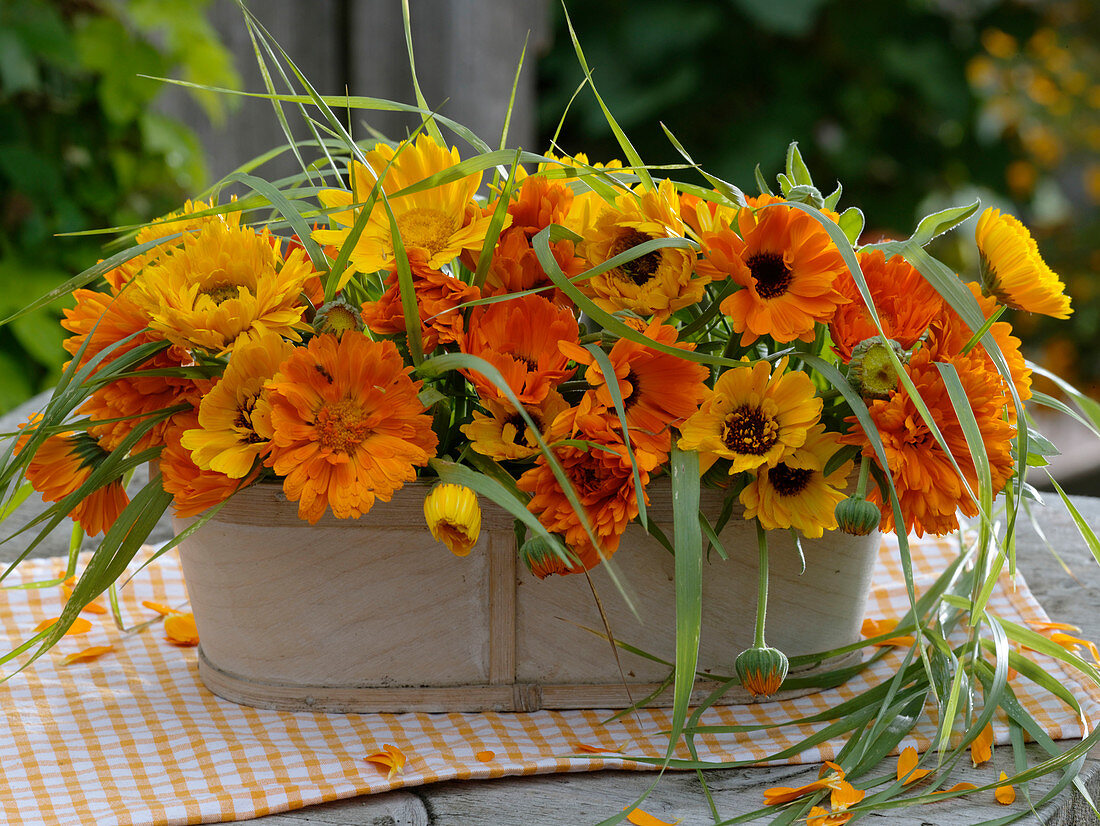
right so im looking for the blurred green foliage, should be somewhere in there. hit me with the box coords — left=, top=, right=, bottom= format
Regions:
left=538, top=0, right=1100, bottom=391
left=0, top=0, right=237, bottom=413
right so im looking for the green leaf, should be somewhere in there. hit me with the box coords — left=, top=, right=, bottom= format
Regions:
left=668, top=446, right=702, bottom=761
left=908, top=200, right=981, bottom=247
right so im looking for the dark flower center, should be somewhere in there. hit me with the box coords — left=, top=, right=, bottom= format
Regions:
left=611, top=229, right=661, bottom=285
left=747, top=252, right=792, bottom=299
left=768, top=462, right=814, bottom=497
left=722, top=405, right=779, bottom=455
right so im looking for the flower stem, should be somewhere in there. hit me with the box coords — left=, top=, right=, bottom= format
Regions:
left=754, top=518, right=769, bottom=648
left=856, top=455, right=870, bottom=498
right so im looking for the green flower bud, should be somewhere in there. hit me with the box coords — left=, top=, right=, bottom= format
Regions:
left=835, top=495, right=882, bottom=536
left=313, top=296, right=364, bottom=338
left=848, top=337, right=907, bottom=400
left=520, top=535, right=576, bottom=579
left=734, top=646, right=789, bottom=698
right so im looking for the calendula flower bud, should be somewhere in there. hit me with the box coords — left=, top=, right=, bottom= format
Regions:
left=313, top=296, right=364, bottom=338
left=835, top=495, right=882, bottom=536
left=519, top=534, right=575, bottom=579
left=848, top=337, right=907, bottom=400
left=423, top=483, right=481, bottom=557
left=735, top=645, right=789, bottom=698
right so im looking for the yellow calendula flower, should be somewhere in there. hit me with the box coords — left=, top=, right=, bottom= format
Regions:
left=313, top=134, right=498, bottom=283
left=739, top=424, right=852, bottom=539
left=132, top=220, right=317, bottom=355
left=461, top=391, right=568, bottom=462
left=975, top=207, right=1072, bottom=318
left=424, top=483, right=482, bottom=557
left=579, top=178, right=708, bottom=319
left=677, top=357, right=822, bottom=476
left=181, top=332, right=297, bottom=478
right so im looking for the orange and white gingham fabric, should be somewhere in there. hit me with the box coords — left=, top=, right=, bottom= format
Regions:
left=1, top=535, right=1098, bottom=826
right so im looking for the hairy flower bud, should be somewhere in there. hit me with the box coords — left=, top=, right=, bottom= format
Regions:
left=835, top=495, right=882, bottom=536
left=313, top=296, right=364, bottom=338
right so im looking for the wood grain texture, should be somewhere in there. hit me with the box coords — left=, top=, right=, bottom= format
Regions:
left=177, top=481, right=878, bottom=711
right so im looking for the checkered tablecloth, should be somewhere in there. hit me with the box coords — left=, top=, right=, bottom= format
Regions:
left=1, top=535, right=1097, bottom=826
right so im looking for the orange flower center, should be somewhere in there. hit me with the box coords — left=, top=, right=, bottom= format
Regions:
left=747, top=252, right=792, bottom=298
left=768, top=462, right=813, bottom=496
left=396, top=207, right=457, bottom=257
left=315, top=398, right=371, bottom=452
left=611, top=229, right=661, bottom=285
left=723, top=405, right=778, bottom=455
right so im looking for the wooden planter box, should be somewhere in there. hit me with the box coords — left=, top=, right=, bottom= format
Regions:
left=177, top=480, right=880, bottom=713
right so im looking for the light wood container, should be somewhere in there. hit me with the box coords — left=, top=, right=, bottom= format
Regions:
left=177, top=481, right=881, bottom=713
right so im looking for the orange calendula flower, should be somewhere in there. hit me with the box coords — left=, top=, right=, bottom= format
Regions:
left=364, top=743, right=407, bottom=780
left=181, top=332, right=297, bottom=478
left=23, top=429, right=129, bottom=537
left=559, top=320, right=708, bottom=456
left=739, top=424, right=852, bottom=539
left=971, top=722, right=994, bottom=766
left=861, top=618, right=916, bottom=647
left=828, top=248, right=944, bottom=362
left=257, top=334, right=438, bottom=524
left=160, top=411, right=260, bottom=518
left=361, top=250, right=481, bottom=352
left=996, top=771, right=1016, bottom=805
left=132, top=220, right=317, bottom=355
left=678, top=357, right=822, bottom=476
left=462, top=391, right=568, bottom=462
left=698, top=194, right=849, bottom=346
left=763, top=761, right=847, bottom=805
left=164, top=613, right=199, bottom=646
left=844, top=341, right=1016, bottom=537
left=459, top=293, right=579, bottom=405
left=59, top=645, right=114, bottom=665
left=35, top=617, right=93, bottom=635
left=62, top=287, right=200, bottom=453
left=976, top=207, right=1071, bottom=318
left=314, top=135, right=498, bottom=282
left=579, top=178, right=708, bottom=318
left=423, top=484, right=482, bottom=557
left=896, top=746, right=932, bottom=785
left=517, top=406, right=661, bottom=572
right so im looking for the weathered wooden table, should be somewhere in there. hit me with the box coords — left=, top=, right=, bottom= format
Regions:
left=2, top=395, right=1098, bottom=825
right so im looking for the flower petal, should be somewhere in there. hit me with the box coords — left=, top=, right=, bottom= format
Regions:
left=896, top=746, right=932, bottom=785
left=996, top=771, right=1016, bottom=805
left=35, top=617, right=92, bottom=635
left=971, top=723, right=993, bottom=766
left=625, top=807, right=681, bottom=826
left=59, top=645, right=113, bottom=665
left=931, top=782, right=978, bottom=796
left=164, top=613, right=200, bottom=646
left=365, top=743, right=407, bottom=781
left=475, top=750, right=495, bottom=763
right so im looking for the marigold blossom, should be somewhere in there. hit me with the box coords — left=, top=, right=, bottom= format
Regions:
left=976, top=207, right=1071, bottom=318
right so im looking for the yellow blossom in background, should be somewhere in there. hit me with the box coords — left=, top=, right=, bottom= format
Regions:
left=314, top=135, right=497, bottom=282
left=975, top=207, right=1072, bottom=318
left=423, top=484, right=482, bottom=557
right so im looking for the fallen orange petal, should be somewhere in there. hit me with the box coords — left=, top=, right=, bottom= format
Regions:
left=142, top=600, right=179, bottom=616
left=996, top=771, right=1016, bottom=805
left=475, top=750, right=494, bottom=762
left=896, top=747, right=932, bottom=785
left=860, top=617, right=914, bottom=646
left=60, top=582, right=109, bottom=615
left=806, top=806, right=854, bottom=826
left=59, top=645, right=113, bottom=665
left=931, top=782, right=978, bottom=795
left=573, top=741, right=626, bottom=754
left=1048, top=632, right=1100, bottom=663
left=365, top=743, right=407, bottom=781
left=764, top=762, right=846, bottom=805
left=34, top=617, right=92, bottom=635
left=163, top=613, right=199, bottom=646
left=830, top=780, right=865, bottom=809
left=1027, top=620, right=1079, bottom=633
left=624, top=807, right=681, bottom=826
left=971, top=723, right=993, bottom=766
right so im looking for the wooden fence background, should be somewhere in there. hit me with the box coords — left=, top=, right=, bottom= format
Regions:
left=162, top=0, right=550, bottom=184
